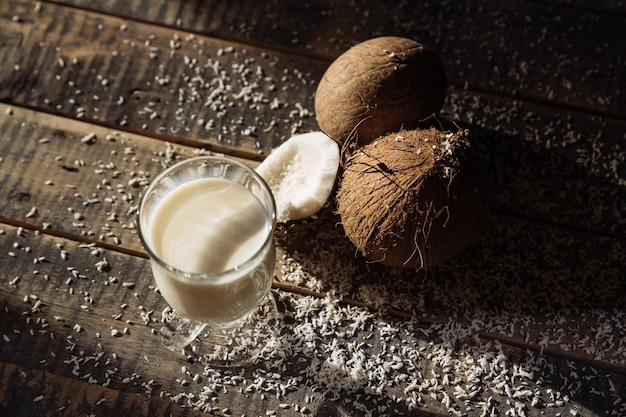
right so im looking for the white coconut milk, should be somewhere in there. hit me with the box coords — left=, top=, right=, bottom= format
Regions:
left=147, top=177, right=274, bottom=325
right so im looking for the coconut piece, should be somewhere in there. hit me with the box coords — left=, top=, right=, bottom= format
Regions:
left=315, top=36, right=447, bottom=149
left=256, top=131, right=340, bottom=223
left=336, top=128, right=487, bottom=269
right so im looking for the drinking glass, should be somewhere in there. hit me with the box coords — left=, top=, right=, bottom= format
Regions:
left=137, top=156, right=277, bottom=364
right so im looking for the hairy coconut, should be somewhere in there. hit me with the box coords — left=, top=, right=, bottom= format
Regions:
left=336, top=128, right=487, bottom=269
left=315, top=36, right=447, bottom=149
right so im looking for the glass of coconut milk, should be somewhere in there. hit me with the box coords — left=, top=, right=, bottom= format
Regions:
left=137, top=156, right=277, bottom=362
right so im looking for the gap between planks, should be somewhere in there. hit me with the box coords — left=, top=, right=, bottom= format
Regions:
left=2, top=214, right=625, bottom=377
left=0, top=361, right=214, bottom=417
left=0, top=100, right=624, bottom=377
left=41, top=0, right=338, bottom=62
left=0, top=99, right=267, bottom=162
left=38, top=0, right=626, bottom=122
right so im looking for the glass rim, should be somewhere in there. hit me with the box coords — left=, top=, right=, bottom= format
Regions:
left=136, top=155, right=277, bottom=281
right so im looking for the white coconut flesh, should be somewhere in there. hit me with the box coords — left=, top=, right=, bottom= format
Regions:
left=256, top=131, right=339, bottom=223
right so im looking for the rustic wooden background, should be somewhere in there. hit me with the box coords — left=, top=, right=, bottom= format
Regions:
left=1, top=0, right=625, bottom=416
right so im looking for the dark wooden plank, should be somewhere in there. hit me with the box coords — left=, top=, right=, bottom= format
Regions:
left=42, top=0, right=626, bottom=118
left=0, top=362, right=212, bottom=417
left=2, top=2, right=625, bottom=237
left=0, top=104, right=262, bottom=256
left=0, top=225, right=178, bottom=394
left=536, top=0, right=626, bottom=14
left=275, top=206, right=626, bottom=369
left=1, top=223, right=625, bottom=416
left=445, top=91, right=626, bottom=237
left=0, top=224, right=317, bottom=416
left=1, top=0, right=323, bottom=156
left=0, top=1, right=624, bottom=416
left=0, top=103, right=623, bottom=372
left=1, top=96, right=624, bottom=249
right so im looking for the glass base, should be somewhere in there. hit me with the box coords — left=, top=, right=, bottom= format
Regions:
left=159, top=310, right=208, bottom=352
left=181, top=291, right=281, bottom=367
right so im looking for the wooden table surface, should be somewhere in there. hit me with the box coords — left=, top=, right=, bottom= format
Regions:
left=1, top=1, right=625, bottom=416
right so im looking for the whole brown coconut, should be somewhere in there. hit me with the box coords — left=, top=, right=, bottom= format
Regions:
left=315, top=37, right=447, bottom=149
left=336, top=128, right=487, bottom=269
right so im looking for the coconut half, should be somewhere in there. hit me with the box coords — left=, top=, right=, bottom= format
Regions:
left=256, top=131, right=340, bottom=223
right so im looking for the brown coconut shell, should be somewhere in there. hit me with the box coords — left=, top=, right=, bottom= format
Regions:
left=315, top=36, right=447, bottom=149
left=336, top=128, right=487, bottom=269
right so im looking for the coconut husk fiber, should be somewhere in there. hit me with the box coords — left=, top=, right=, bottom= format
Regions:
left=336, top=128, right=488, bottom=269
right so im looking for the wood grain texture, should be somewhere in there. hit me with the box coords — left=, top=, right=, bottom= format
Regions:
left=1, top=1, right=625, bottom=416
left=0, top=224, right=318, bottom=416
left=0, top=102, right=624, bottom=374
left=3, top=3, right=626, bottom=234
left=43, top=0, right=626, bottom=118
left=275, top=206, right=626, bottom=366
left=0, top=362, right=211, bottom=417
left=1, top=2, right=624, bottom=237
left=0, top=103, right=260, bottom=256
left=1, top=222, right=624, bottom=417
left=1, top=96, right=624, bottom=247
left=1, top=0, right=323, bottom=156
